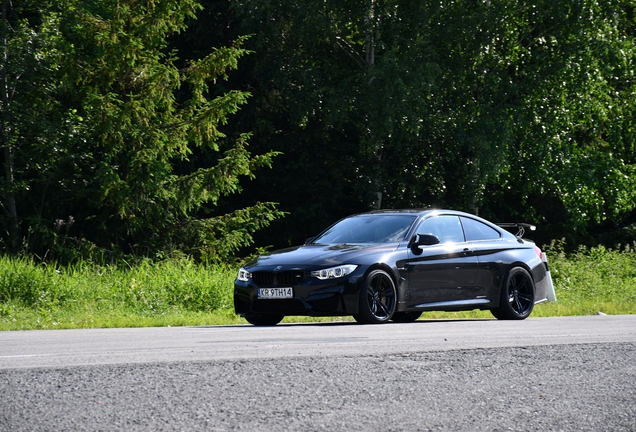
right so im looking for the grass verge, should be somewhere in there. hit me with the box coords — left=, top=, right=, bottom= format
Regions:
left=1, top=241, right=635, bottom=331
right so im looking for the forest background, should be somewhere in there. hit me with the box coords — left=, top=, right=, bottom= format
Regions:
left=2, top=0, right=636, bottom=264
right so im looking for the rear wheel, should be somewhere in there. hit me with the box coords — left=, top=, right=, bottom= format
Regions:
left=353, top=269, right=397, bottom=324
left=243, top=313, right=284, bottom=326
left=491, top=267, right=535, bottom=320
left=391, top=311, right=422, bottom=323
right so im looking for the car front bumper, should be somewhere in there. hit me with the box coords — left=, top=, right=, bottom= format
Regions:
left=233, top=271, right=364, bottom=317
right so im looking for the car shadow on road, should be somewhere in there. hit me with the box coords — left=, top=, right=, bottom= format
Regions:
left=195, top=317, right=494, bottom=329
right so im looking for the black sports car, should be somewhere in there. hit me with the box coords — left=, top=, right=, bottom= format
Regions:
left=234, top=209, right=555, bottom=326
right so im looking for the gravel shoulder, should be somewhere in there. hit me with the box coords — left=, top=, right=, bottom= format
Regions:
left=1, top=342, right=635, bottom=431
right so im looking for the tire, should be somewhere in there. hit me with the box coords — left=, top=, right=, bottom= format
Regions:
left=391, top=311, right=422, bottom=323
left=353, top=269, right=397, bottom=324
left=490, top=266, right=535, bottom=320
left=243, top=313, right=284, bottom=326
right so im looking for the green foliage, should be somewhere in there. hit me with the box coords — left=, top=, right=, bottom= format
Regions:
left=1, top=0, right=282, bottom=261
left=221, top=0, right=636, bottom=249
left=0, top=255, right=236, bottom=327
left=3, top=0, right=636, bottom=261
left=0, top=0, right=70, bottom=251
left=62, top=0, right=281, bottom=253
left=488, top=0, right=636, bottom=232
left=544, top=239, right=636, bottom=308
left=172, top=202, right=286, bottom=262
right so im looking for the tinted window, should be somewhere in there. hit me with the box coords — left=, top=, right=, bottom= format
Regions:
left=461, top=217, right=501, bottom=241
left=416, top=215, right=465, bottom=243
left=313, top=214, right=417, bottom=244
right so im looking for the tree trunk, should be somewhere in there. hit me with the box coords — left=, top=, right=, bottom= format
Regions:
left=365, top=0, right=383, bottom=210
left=1, top=0, right=20, bottom=251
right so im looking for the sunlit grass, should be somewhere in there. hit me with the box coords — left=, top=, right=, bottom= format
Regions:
left=1, top=241, right=635, bottom=331
left=0, top=256, right=238, bottom=330
left=542, top=241, right=636, bottom=316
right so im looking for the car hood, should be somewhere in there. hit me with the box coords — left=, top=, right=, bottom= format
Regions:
left=244, top=243, right=399, bottom=269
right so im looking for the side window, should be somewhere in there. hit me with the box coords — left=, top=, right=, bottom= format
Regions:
left=461, top=217, right=501, bottom=241
left=416, top=215, right=465, bottom=243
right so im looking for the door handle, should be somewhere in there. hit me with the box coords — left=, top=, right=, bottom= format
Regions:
left=463, top=248, right=474, bottom=255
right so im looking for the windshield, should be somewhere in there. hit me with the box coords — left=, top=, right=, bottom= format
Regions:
left=312, top=214, right=417, bottom=244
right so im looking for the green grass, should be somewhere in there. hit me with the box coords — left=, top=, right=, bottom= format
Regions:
left=0, top=257, right=239, bottom=330
left=536, top=241, right=636, bottom=316
left=1, top=242, right=635, bottom=331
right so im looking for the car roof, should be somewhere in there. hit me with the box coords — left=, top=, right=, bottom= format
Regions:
left=355, top=209, right=434, bottom=216
left=355, top=209, right=476, bottom=218
left=350, top=209, right=516, bottom=237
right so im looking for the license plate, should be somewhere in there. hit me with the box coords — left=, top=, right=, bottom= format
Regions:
left=258, top=287, right=293, bottom=299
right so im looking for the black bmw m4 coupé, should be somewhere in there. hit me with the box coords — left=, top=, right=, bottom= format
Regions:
left=234, top=209, right=555, bottom=326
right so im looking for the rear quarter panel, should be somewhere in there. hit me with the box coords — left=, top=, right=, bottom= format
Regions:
left=471, top=240, right=547, bottom=305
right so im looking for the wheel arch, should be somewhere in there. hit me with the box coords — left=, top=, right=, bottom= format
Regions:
left=503, top=261, right=536, bottom=281
left=364, top=262, right=399, bottom=280
left=343, top=263, right=399, bottom=315
left=352, top=263, right=399, bottom=324
left=494, top=261, right=536, bottom=307
left=491, top=264, right=536, bottom=320
left=363, top=263, right=403, bottom=296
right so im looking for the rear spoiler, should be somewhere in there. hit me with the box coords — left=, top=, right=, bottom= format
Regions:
left=496, top=223, right=536, bottom=238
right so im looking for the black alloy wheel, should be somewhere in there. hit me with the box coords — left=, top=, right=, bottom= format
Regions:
left=353, top=269, right=397, bottom=324
left=391, top=311, right=423, bottom=323
left=491, top=266, right=535, bottom=320
left=243, top=313, right=285, bottom=326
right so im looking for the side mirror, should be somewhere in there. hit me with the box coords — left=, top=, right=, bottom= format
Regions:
left=410, top=233, right=440, bottom=249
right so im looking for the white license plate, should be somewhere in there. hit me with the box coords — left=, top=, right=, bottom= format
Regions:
left=258, top=287, right=293, bottom=299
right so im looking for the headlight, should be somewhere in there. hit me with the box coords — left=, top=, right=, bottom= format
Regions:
left=311, top=264, right=358, bottom=280
left=237, top=268, right=252, bottom=282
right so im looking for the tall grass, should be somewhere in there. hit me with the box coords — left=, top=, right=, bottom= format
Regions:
left=535, top=240, right=636, bottom=316
left=1, top=242, right=635, bottom=330
left=0, top=257, right=239, bottom=330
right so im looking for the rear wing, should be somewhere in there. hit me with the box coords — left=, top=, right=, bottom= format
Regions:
left=496, top=223, right=536, bottom=238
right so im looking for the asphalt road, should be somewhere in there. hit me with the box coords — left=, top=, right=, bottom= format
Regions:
left=1, top=315, right=635, bottom=431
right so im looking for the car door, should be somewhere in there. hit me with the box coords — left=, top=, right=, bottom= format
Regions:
left=460, top=216, right=507, bottom=300
left=405, top=214, right=479, bottom=307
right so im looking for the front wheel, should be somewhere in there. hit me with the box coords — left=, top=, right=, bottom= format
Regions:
left=353, top=269, right=397, bottom=324
left=243, top=313, right=284, bottom=326
left=491, top=267, right=535, bottom=320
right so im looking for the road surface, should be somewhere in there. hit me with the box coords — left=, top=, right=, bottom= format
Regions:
left=1, top=315, right=635, bottom=430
